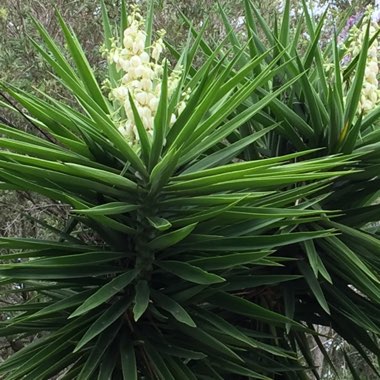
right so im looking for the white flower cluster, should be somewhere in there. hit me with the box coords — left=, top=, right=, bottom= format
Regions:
left=345, top=6, right=380, bottom=113
left=106, top=6, right=186, bottom=145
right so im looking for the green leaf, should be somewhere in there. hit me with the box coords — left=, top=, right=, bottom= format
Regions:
left=144, top=0, right=154, bottom=49
left=146, top=216, right=172, bottom=231
left=170, top=196, right=245, bottom=227
left=63, top=163, right=137, bottom=191
left=194, top=308, right=271, bottom=353
left=322, top=234, right=380, bottom=285
left=133, top=280, right=150, bottom=321
left=148, top=223, right=197, bottom=250
left=152, top=290, right=196, bottom=327
left=0, top=265, right=120, bottom=280
left=298, top=261, right=330, bottom=314
left=100, top=0, right=119, bottom=86
left=74, top=297, right=131, bottom=351
left=177, top=230, right=335, bottom=252
left=97, top=344, right=118, bottom=380
left=302, top=239, right=332, bottom=283
left=0, top=315, right=93, bottom=378
left=178, top=150, right=319, bottom=180
left=128, top=91, right=151, bottom=164
left=120, top=335, right=137, bottom=380
left=156, top=343, right=206, bottom=360
left=144, top=343, right=176, bottom=380
left=279, top=0, right=290, bottom=46
left=189, top=250, right=272, bottom=270
left=70, top=270, right=139, bottom=318
left=213, top=358, right=270, bottom=380
left=149, top=147, right=181, bottom=196
left=224, top=275, right=303, bottom=291
left=217, top=2, right=243, bottom=59
left=73, top=202, right=137, bottom=216
left=342, top=22, right=371, bottom=140
left=184, top=125, right=278, bottom=172
left=165, top=357, right=198, bottom=380
left=174, top=322, right=243, bottom=363
left=24, top=251, right=128, bottom=267
left=55, top=10, right=108, bottom=112
left=149, top=60, right=168, bottom=171
left=157, top=260, right=225, bottom=284
left=120, top=0, right=128, bottom=34
left=78, top=322, right=122, bottom=380
left=210, top=291, right=298, bottom=326
left=29, top=289, right=96, bottom=319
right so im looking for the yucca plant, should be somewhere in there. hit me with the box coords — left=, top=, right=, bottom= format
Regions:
left=0, top=1, right=379, bottom=379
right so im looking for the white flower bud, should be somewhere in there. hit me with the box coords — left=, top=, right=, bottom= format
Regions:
left=363, top=85, right=373, bottom=97
left=136, top=105, right=144, bottom=116
left=140, top=52, right=150, bottom=63
left=369, top=26, right=377, bottom=34
left=142, top=116, right=153, bottom=130
left=118, top=125, right=127, bottom=138
left=367, top=71, right=378, bottom=85
left=111, top=49, right=120, bottom=64
left=142, top=67, right=154, bottom=80
left=370, top=90, right=378, bottom=103
left=123, top=35, right=133, bottom=49
left=142, top=106, right=152, bottom=119
left=133, top=41, right=145, bottom=54
left=135, top=91, right=148, bottom=105
left=136, top=31, right=146, bottom=45
left=133, top=125, right=140, bottom=141
left=154, top=65, right=163, bottom=77
left=127, top=67, right=137, bottom=81
left=112, top=86, right=128, bottom=102
left=367, top=61, right=379, bottom=75
left=120, top=120, right=134, bottom=139
left=368, top=49, right=378, bottom=58
left=135, top=66, right=144, bottom=77
left=149, top=97, right=159, bottom=112
left=125, top=105, right=134, bottom=121
left=141, top=78, right=153, bottom=91
left=362, top=99, right=373, bottom=111
left=131, top=80, right=142, bottom=90
left=120, top=58, right=130, bottom=72
left=130, top=55, right=142, bottom=67
left=152, top=40, right=164, bottom=61
left=178, top=101, right=186, bottom=114
left=155, top=83, right=161, bottom=95
left=122, top=73, right=130, bottom=84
